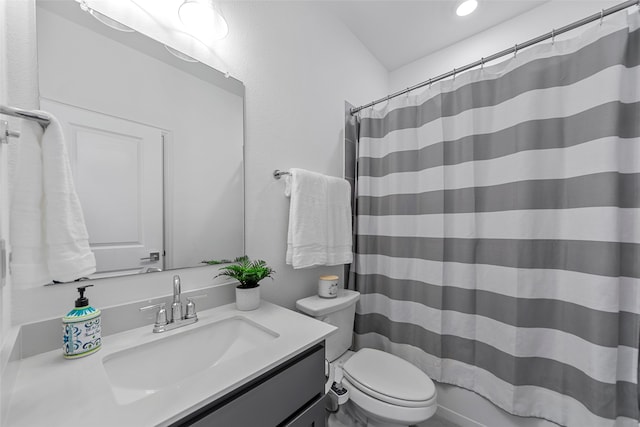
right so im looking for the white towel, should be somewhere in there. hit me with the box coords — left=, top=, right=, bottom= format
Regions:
left=9, top=119, right=50, bottom=287
left=285, top=168, right=353, bottom=269
left=10, top=112, right=96, bottom=287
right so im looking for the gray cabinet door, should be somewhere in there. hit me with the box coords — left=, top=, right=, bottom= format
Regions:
left=284, top=394, right=327, bottom=427
left=184, top=344, right=325, bottom=427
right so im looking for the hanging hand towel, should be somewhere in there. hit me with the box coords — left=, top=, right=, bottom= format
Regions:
left=285, top=168, right=353, bottom=269
left=10, top=112, right=96, bottom=287
left=9, top=119, right=51, bottom=287
left=42, top=112, right=96, bottom=281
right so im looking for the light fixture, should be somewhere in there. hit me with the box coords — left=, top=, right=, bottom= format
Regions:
left=456, top=0, right=478, bottom=17
left=79, top=0, right=135, bottom=32
left=164, top=45, right=199, bottom=63
left=178, top=0, right=229, bottom=42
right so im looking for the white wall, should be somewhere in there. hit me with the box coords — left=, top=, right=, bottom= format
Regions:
left=0, top=0, right=9, bottom=351
left=0, top=2, right=9, bottom=423
left=1, top=0, right=39, bottom=422
left=391, top=1, right=621, bottom=426
left=215, top=1, right=389, bottom=308
left=1, top=0, right=40, bottom=333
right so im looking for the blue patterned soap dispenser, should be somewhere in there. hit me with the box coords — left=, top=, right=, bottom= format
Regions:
left=62, top=284, right=102, bottom=359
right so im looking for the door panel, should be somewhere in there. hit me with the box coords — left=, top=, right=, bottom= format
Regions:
left=41, top=99, right=164, bottom=274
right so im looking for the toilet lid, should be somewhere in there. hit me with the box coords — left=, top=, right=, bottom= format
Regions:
left=342, top=348, right=435, bottom=406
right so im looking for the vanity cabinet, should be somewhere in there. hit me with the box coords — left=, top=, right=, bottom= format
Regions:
left=171, top=343, right=327, bottom=427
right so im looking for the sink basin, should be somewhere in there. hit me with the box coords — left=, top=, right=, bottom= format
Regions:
left=102, top=315, right=279, bottom=404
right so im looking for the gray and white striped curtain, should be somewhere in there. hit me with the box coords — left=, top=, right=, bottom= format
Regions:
left=354, top=10, right=640, bottom=427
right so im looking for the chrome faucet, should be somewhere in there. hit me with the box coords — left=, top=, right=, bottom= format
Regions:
left=139, top=275, right=206, bottom=333
left=171, top=275, right=183, bottom=322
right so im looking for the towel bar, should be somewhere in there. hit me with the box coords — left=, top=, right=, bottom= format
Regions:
left=273, top=169, right=291, bottom=180
left=0, top=104, right=50, bottom=128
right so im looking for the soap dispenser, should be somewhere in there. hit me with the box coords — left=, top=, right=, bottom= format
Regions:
left=62, top=284, right=102, bottom=359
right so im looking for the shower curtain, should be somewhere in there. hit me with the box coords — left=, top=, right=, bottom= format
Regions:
left=354, top=10, right=640, bottom=427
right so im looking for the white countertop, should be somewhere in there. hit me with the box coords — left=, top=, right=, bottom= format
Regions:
left=6, top=302, right=336, bottom=427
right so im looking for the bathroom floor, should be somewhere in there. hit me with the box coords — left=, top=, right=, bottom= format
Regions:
left=327, top=411, right=460, bottom=427
left=418, top=414, right=461, bottom=427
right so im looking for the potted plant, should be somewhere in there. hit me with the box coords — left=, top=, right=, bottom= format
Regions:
left=214, top=256, right=275, bottom=311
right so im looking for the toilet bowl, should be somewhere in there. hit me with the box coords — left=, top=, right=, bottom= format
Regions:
left=296, top=290, right=437, bottom=427
left=341, top=348, right=436, bottom=426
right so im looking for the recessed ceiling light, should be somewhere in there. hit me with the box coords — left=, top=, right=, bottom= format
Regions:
left=456, top=0, right=478, bottom=17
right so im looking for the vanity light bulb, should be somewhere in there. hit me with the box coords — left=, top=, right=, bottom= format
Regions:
left=179, top=0, right=229, bottom=42
left=456, top=0, right=478, bottom=17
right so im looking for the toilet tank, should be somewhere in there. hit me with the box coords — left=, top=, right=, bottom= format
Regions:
left=296, top=290, right=360, bottom=362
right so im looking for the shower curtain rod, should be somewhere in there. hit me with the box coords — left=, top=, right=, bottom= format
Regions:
left=0, top=105, right=50, bottom=126
left=350, top=0, right=640, bottom=115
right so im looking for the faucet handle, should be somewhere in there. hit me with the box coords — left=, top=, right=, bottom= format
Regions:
left=140, top=302, right=168, bottom=326
left=173, top=275, right=181, bottom=301
left=185, top=294, right=207, bottom=319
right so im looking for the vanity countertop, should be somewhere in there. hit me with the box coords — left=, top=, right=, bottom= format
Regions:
left=5, top=301, right=336, bottom=427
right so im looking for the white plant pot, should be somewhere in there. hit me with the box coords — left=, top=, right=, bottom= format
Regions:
left=235, top=286, right=260, bottom=311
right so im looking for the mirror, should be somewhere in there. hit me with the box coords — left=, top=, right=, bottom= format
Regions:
left=35, top=0, right=244, bottom=281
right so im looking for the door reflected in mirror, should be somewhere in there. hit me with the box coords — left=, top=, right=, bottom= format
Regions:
left=36, top=0, right=244, bottom=281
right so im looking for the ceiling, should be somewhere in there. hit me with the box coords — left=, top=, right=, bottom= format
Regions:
left=96, top=0, right=551, bottom=73
left=324, top=0, right=550, bottom=71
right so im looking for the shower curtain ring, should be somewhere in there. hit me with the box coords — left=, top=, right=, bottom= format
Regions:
left=428, top=78, right=432, bottom=88
left=551, top=29, right=555, bottom=45
left=480, top=57, right=484, bottom=70
left=600, top=9, right=604, bottom=25
left=453, top=68, right=456, bottom=80
left=514, top=43, right=518, bottom=57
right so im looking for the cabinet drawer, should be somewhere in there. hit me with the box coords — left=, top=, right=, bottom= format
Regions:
left=284, top=394, right=327, bottom=427
left=178, top=344, right=325, bottom=427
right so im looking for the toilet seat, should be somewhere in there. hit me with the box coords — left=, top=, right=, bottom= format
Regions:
left=342, top=348, right=436, bottom=408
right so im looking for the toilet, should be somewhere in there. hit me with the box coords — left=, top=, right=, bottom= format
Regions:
left=296, top=289, right=437, bottom=427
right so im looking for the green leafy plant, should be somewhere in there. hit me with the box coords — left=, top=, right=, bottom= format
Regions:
left=215, top=256, right=275, bottom=289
